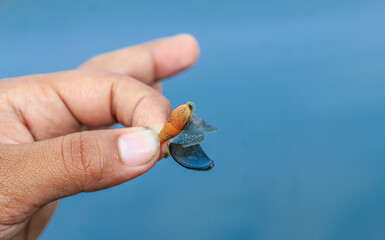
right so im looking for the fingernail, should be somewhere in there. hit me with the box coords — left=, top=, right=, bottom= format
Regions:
left=151, top=123, right=165, bottom=134
left=118, top=128, right=159, bottom=167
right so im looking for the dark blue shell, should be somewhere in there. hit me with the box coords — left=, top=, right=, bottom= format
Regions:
left=169, top=143, right=214, bottom=170
left=169, top=112, right=217, bottom=171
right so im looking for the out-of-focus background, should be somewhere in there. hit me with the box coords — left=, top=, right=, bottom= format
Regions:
left=1, top=0, right=385, bottom=239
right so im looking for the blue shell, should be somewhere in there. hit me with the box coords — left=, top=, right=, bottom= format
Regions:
left=169, top=113, right=217, bottom=171
left=169, top=143, right=214, bottom=170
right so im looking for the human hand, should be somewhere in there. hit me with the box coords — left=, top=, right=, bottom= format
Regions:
left=0, top=34, right=199, bottom=240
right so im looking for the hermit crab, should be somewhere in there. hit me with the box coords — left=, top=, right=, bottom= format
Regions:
left=159, top=102, right=217, bottom=170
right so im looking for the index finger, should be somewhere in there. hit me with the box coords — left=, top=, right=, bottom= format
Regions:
left=2, top=70, right=171, bottom=141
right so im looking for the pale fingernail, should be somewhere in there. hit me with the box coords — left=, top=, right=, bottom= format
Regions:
left=151, top=123, right=165, bottom=134
left=118, top=128, right=159, bottom=167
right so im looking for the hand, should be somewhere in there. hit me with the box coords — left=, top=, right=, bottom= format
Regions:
left=0, top=34, right=199, bottom=240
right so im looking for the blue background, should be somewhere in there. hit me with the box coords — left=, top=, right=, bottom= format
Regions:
left=1, top=0, right=385, bottom=239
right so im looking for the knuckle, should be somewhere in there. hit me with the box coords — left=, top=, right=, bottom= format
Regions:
left=61, top=133, right=105, bottom=190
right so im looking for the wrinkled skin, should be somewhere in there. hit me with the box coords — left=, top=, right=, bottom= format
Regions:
left=0, top=34, right=200, bottom=240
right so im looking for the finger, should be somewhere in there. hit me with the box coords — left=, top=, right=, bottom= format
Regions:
left=79, top=34, right=200, bottom=84
left=151, top=82, right=162, bottom=93
left=0, top=69, right=171, bottom=238
left=0, top=127, right=160, bottom=225
left=2, top=70, right=171, bottom=141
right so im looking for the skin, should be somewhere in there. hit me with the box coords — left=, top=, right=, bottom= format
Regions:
left=0, top=34, right=200, bottom=240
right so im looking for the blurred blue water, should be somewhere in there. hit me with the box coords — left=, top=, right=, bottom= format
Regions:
left=1, top=0, right=385, bottom=239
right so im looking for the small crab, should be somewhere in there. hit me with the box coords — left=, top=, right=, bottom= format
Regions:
left=158, top=102, right=217, bottom=170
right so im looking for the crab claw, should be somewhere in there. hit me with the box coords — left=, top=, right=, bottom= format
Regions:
left=169, top=143, right=214, bottom=170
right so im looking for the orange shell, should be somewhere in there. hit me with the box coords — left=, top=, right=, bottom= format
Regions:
left=158, top=102, right=194, bottom=144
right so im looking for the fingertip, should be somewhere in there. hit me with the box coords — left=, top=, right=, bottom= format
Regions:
left=118, top=128, right=159, bottom=167
left=172, top=33, right=200, bottom=65
left=158, top=142, right=170, bottom=161
left=131, top=91, right=172, bottom=128
left=150, top=123, right=165, bottom=134
left=151, top=33, right=200, bottom=79
left=151, top=82, right=163, bottom=93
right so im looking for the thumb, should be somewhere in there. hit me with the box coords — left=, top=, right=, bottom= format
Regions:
left=0, top=127, right=160, bottom=224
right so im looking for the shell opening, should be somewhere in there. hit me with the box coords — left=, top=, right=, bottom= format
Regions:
left=186, top=101, right=196, bottom=112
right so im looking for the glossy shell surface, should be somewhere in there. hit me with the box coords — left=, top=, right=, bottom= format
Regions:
left=169, top=112, right=217, bottom=171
